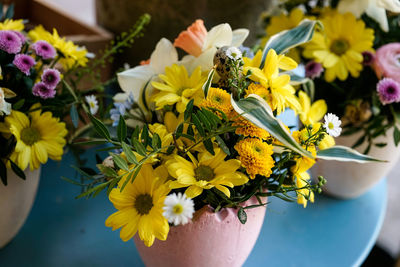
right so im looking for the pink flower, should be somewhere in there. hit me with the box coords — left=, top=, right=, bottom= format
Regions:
left=174, top=19, right=207, bottom=57
left=373, top=43, right=400, bottom=84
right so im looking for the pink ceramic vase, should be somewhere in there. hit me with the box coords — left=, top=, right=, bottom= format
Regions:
left=134, top=197, right=267, bottom=267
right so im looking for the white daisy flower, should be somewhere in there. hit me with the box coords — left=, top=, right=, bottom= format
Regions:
left=163, top=193, right=195, bottom=226
left=323, top=113, right=342, bottom=137
left=85, top=95, right=99, bottom=115
left=226, top=47, right=242, bottom=60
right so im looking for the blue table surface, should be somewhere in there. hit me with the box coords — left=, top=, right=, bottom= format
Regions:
left=0, top=110, right=387, bottom=266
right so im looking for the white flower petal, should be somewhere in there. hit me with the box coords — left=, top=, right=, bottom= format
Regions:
left=202, top=23, right=232, bottom=51
left=231, top=28, right=249, bottom=47
left=117, top=64, right=154, bottom=106
left=337, top=0, right=370, bottom=17
left=377, top=0, right=400, bottom=12
left=366, top=4, right=390, bottom=32
left=150, top=38, right=178, bottom=74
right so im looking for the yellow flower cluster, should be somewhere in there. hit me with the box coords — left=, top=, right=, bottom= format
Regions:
left=0, top=19, right=24, bottom=31
left=28, top=25, right=88, bottom=70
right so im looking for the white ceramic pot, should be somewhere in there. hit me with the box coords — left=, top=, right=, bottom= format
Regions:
left=311, top=127, right=400, bottom=199
left=0, top=167, right=41, bottom=248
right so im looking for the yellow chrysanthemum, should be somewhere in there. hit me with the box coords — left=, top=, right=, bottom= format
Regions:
left=0, top=19, right=24, bottom=31
left=166, top=149, right=249, bottom=198
left=245, top=83, right=273, bottom=108
left=230, top=110, right=270, bottom=140
left=200, top=87, right=232, bottom=116
left=0, top=104, right=67, bottom=170
left=298, top=91, right=327, bottom=126
left=244, top=49, right=301, bottom=114
left=28, top=25, right=88, bottom=69
left=105, top=164, right=170, bottom=247
left=234, top=138, right=275, bottom=179
left=295, top=171, right=314, bottom=208
left=303, top=11, right=374, bottom=82
left=151, top=64, right=206, bottom=113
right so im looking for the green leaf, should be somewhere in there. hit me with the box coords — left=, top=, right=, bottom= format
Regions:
left=76, top=181, right=111, bottom=199
left=184, top=99, right=194, bottom=121
left=141, top=125, right=150, bottom=147
left=215, top=135, right=230, bottom=156
left=237, top=207, right=247, bottom=224
left=70, top=104, right=79, bottom=128
left=197, top=110, right=211, bottom=131
left=117, top=115, right=127, bottom=141
left=202, top=68, right=215, bottom=97
left=231, top=94, right=312, bottom=158
left=73, top=140, right=108, bottom=146
left=132, top=138, right=147, bottom=156
left=261, top=19, right=321, bottom=69
left=121, top=142, right=137, bottom=164
left=394, top=127, right=400, bottom=146
left=110, top=153, right=129, bottom=171
left=192, top=114, right=205, bottom=137
left=97, top=164, right=118, bottom=177
left=12, top=99, right=25, bottom=110
left=152, top=133, right=161, bottom=150
left=0, top=159, right=7, bottom=186
left=375, top=143, right=387, bottom=148
left=302, top=79, right=315, bottom=103
left=203, top=138, right=215, bottom=155
left=121, top=165, right=142, bottom=192
left=175, top=123, right=184, bottom=138
left=89, top=114, right=111, bottom=140
left=352, top=135, right=366, bottom=149
left=141, top=78, right=153, bottom=111
left=10, top=160, right=25, bottom=180
left=317, top=146, right=386, bottom=163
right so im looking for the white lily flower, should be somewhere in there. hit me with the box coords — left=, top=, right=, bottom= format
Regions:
left=338, top=0, right=400, bottom=32
left=181, top=24, right=249, bottom=72
left=0, top=88, right=12, bottom=116
left=116, top=38, right=178, bottom=110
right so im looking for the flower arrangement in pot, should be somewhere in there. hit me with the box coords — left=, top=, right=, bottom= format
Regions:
left=0, top=4, right=144, bottom=248
left=70, top=18, right=380, bottom=266
left=260, top=0, right=399, bottom=198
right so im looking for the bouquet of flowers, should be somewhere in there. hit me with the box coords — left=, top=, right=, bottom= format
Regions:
left=72, top=17, right=379, bottom=250
left=261, top=0, right=400, bottom=153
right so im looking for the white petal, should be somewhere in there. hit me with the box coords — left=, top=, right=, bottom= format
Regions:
left=366, top=4, right=390, bottom=32
left=186, top=48, right=217, bottom=73
left=337, top=0, right=370, bottom=17
left=150, top=38, right=178, bottom=73
left=117, top=64, right=154, bottom=106
left=202, top=23, right=232, bottom=51
left=377, top=0, right=400, bottom=12
left=231, top=28, right=249, bottom=47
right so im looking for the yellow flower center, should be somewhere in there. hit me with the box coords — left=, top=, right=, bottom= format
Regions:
left=176, top=87, right=186, bottom=96
left=194, top=165, right=215, bottom=181
left=173, top=204, right=184, bottom=214
left=328, top=122, right=334, bottom=130
left=90, top=102, right=95, bottom=108
left=134, top=194, right=154, bottom=215
left=330, top=39, right=349, bottom=56
left=20, top=127, right=40, bottom=145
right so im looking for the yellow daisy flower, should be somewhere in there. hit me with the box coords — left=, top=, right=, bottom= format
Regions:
left=105, top=164, right=170, bottom=247
left=166, top=149, right=249, bottom=198
left=244, top=49, right=301, bottom=114
left=295, top=171, right=314, bottom=208
left=28, top=26, right=88, bottom=69
left=200, top=87, right=232, bottom=116
left=151, top=64, right=206, bottom=113
left=234, top=138, right=275, bottom=179
left=303, top=11, right=374, bottom=82
left=298, top=91, right=327, bottom=126
left=0, top=19, right=24, bottom=31
left=0, top=104, right=67, bottom=170
left=245, top=83, right=273, bottom=107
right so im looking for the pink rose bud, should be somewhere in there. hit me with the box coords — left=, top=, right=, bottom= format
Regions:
left=373, top=43, right=400, bottom=84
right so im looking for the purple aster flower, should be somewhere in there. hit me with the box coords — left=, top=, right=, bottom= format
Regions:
left=32, top=40, right=56, bottom=60
left=305, top=61, right=324, bottom=79
left=41, top=68, right=61, bottom=89
left=13, top=54, right=36, bottom=75
left=12, top=31, right=26, bottom=44
left=376, top=78, right=400, bottom=105
left=0, top=30, right=22, bottom=54
left=32, top=82, right=56, bottom=99
left=362, top=51, right=375, bottom=66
